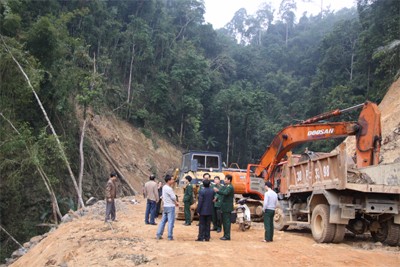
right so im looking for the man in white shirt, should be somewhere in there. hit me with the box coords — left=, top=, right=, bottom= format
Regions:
left=156, top=175, right=179, bottom=240
left=263, top=181, right=278, bottom=242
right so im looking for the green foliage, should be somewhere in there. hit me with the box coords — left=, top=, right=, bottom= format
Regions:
left=25, top=16, right=60, bottom=67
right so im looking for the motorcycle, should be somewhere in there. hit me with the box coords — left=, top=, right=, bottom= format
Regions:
left=236, top=198, right=251, bottom=231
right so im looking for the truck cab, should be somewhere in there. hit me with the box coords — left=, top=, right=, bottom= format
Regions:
left=178, top=151, right=225, bottom=187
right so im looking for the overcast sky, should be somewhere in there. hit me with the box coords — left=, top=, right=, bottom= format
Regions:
left=204, top=0, right=357, bottom=29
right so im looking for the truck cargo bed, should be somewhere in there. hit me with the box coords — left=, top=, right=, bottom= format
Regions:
left=281, top=148, right=400, bottom=195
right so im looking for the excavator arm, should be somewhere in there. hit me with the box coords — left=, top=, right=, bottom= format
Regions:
left=255, top=101, right=381, bottom=180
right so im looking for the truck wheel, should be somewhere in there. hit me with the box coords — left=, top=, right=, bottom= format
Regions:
left=274, top=207, right=289, bottom=231
left=371, top=221, right=388, bottom=243
left=311, top=204, right=335, bottom=243
left=384, top=220, right=400, bottom=246
left=332, top=224, right=346, bottom=243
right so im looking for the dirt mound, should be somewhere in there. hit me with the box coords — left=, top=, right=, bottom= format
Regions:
left=341, top=78, right=400, bottom=163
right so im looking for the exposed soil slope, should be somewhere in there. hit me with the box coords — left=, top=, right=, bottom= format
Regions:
left=86, top=112, right=182, bottom=193
left=342, top=78, right=400, bottom=163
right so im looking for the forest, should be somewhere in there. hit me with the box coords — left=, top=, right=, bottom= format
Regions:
left=0, top=0, right=399, bottom=262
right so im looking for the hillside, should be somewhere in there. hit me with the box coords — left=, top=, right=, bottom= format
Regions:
left=341, top=77, right=400, bottom=164
left=85, top=110, right=182, bottom=194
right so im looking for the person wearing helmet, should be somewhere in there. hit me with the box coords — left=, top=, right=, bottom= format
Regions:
left=144, top=174, right=159, bottom=225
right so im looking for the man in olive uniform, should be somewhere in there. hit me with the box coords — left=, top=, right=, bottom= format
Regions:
left=211, top=176, right=222, bottom=232
left=214, top=174, right=234, bottom=240
left=183, top=175, right=194, bottom=225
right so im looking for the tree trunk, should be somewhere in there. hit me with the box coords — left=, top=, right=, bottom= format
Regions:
left=94, top=139, right=137, bottom=195
left=127, top=44, right=135, bottom=103
left=78, top=117, right=88, bottom=199
left=285, top=23, right=289, bottom=46
left=350, top=39, right=357, bottom=81
left=179, top=113, right=184, bottom=145
left=226, top=114, right=231, bottom=165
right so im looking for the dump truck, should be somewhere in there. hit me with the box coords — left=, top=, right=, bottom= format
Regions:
left=275, top=144, right=400, bottom=245
left=226, top=101, right=400, bottom=245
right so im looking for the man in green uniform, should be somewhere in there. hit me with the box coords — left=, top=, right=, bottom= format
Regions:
left=183, top=175, right=194, bottom=225
left=214, top=174, right=234, bottom=240
left=211, top=176, right=222, bottom=232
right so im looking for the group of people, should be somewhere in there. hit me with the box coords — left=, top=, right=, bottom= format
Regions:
left=195, top=173, right=235, bottom=241
left=105, top=171, right=278, bottom=243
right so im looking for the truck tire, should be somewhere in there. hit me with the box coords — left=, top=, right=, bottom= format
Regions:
left=371, top=221, right=388, bottom=243
left=274, top=207, right=289, bottom=231
left=332, top=224, right=346, bottom=243
left=384, top=220, right=400, bottom=246
left=311, top=204, right=335, bottom=243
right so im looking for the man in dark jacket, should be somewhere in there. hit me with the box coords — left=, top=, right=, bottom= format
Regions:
left=105, top=172, right=118, bottom=222
left=183, top=176, right=194, bottom=225
left=196, top=179, right=215, bottom=241
left=214, top=174, right=234, bottom=240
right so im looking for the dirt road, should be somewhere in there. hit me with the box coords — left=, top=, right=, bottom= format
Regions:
left=11, top=197, right=400, bottom=267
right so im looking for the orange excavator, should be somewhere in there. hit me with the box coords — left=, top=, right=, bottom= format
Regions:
left=224, top=101, right=382, bottom=219
left=255, top=101, right=381, bottom=182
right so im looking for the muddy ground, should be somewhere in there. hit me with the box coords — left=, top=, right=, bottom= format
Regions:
left=10, top=196, right=399, bottom=267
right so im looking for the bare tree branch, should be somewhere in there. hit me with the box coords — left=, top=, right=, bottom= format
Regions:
left=0, top=225, right=25, bottom=249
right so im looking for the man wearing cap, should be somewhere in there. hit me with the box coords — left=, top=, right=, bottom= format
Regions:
left=144, top=174, right=160, bottom=225
left=263, top=181, right=278, bottom=242
left=105, top=172, right=118, bottom=222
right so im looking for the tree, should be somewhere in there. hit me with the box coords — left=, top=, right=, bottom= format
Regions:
left=279, top=0, right=297, bottom=46
left=169, top=41, right=211, bottom=146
